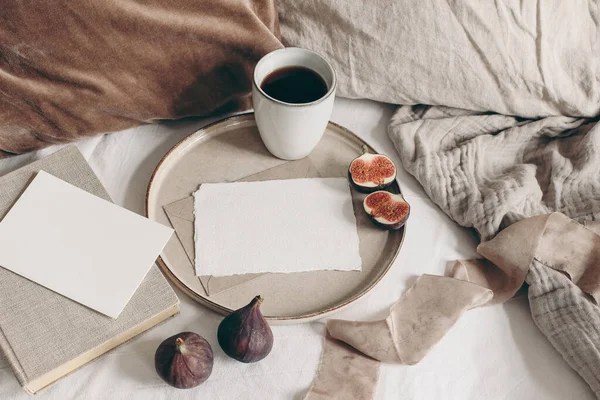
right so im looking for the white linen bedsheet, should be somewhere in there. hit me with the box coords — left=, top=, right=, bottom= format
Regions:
left=0, top=98, right=594, bottom=400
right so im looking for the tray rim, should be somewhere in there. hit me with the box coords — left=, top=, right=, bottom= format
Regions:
left=145, top=112, right=405, bottom=323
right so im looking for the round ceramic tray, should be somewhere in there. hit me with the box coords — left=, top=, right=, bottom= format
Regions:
left=146, top=113, right=405, bottom=324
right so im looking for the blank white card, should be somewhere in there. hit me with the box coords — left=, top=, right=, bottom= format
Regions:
left=0, top=171, right=173, bottom=318
left=193, top=178, right=362, bottom=276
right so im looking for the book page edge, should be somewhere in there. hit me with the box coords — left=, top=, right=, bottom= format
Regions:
left=26, top=304, right=180, bottom=394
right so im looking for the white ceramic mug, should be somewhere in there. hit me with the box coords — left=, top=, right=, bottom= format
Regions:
left=252, top=47, right=336, bottom=160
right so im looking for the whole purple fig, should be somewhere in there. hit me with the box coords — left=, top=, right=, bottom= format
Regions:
left=217, top=295, right=273, bottom=363
left=155, top=332, right=213, bottom=389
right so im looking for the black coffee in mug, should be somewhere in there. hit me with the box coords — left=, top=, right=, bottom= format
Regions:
left=260, top=66, right=328, bottom=104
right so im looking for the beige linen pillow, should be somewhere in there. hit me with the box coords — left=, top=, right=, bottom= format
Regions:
left=278, top=0, right=600, bottom=118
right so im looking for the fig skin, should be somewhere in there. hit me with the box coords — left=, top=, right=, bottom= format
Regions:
left=155, top=332, right=214, bottom=389
left=363, top=191, right=410, bottom=230
left=218, top=295, right=273, bottom=363
left=348, top=146, right=397, bottom=193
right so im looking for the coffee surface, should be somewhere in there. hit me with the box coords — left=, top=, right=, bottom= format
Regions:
left=260, top=66, right=328, bottom=104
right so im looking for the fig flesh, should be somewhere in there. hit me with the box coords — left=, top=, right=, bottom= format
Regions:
left=218, top=295, right=273, bottom=363
left=363, top=191, right=410, bottom=230
left=348, top=147, right=397, bottom=193
left=155, top=332, right=213, bottom=389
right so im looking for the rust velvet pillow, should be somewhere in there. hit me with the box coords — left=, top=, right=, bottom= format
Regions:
left=0, top=0, right=281, bottom=156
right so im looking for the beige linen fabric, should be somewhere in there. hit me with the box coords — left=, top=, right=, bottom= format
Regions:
left=279, top=0, right=600, bottom=118
left=528, top=259, right=600, bottom=397
left=306, top=333, right=380, bottom=400
left=305, top=213, right=600, bottom=399
left=388, top=105, right=600, bottom=240
left=0, top=146, right=179, bottom=387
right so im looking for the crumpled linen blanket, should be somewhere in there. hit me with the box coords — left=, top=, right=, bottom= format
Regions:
left=305, top=213, right=600, bottom=399
left=389, top=105, right=600, bottom=241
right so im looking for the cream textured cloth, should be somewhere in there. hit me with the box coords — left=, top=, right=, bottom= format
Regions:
left=279, top=0, right=600, bottom=118
left=388, top=105, right=600, bottom=240
left=305, top=214, right=600, bottom=399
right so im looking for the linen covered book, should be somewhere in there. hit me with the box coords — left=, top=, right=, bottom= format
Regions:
left=0, top=146, right=180, bottom=394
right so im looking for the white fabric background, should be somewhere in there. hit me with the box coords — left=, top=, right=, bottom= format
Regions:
left=0, top=98, right=594, bottom=399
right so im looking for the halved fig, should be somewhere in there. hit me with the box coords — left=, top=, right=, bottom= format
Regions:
left=348, top=146, right=397, bottom=193
left=363, top=191, right=410, bottom=230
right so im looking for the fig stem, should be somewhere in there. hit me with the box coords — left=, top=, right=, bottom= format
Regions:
left=175, top=338, right=186, bottom=353
left=254, top=295, right=264, bottom=305
left=361, top=144, right=369, bottom=154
